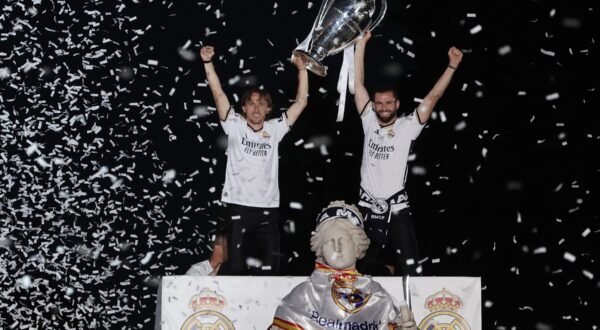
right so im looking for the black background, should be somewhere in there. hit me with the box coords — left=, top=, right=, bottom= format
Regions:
left=0, top=0, right=598, bottom=328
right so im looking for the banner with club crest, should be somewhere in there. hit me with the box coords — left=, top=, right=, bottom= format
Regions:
left=408, top=277, right=482, bottom=330
left=155, top=276, right=481, bottom=330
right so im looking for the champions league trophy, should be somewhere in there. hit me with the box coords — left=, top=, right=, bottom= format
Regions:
left=293, top=0, right=387, bottom=76
left=270, top=201, right=417, bottom=330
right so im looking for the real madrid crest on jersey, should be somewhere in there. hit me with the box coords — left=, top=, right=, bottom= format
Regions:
left=181, top=287, right=235, bottom=330
left=262, top=130, right=270, bottom=139
left=418, top=288, right=471, bottom=330
left=386, top=128, right=395, bottom=138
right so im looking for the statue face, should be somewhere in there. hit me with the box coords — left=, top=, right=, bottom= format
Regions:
left=320, top=223, right=357, bottom=270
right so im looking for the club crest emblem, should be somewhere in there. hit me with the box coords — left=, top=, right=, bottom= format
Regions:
left=386, top=128, right=395, bottom=138
left=181, top=287, right=235, bottom=330
left=418, top=288, right=471, bottom=330
left=331, top=282, right=372, bottom=314
left=370, top=198, right=389, bottom=215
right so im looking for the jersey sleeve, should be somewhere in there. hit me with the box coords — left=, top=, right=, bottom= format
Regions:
left=219, top=107, right=242, bottom=135
left=185, top=260, right=213, bottom=276
left=360, top=102, right=377, bottom=130
left=271, top=115, right=291, bottom=142
left=403, top=108, right=426, bottom=140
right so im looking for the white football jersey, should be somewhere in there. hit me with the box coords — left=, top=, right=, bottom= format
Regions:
left=220, top=110, right=289, bottom=208
left=360, top=106, right=425, bottom=200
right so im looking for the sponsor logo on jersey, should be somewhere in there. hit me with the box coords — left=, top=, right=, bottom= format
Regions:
left=241, top=136, right=272, bottom=156
left=367, top=139, right=394, bottom=160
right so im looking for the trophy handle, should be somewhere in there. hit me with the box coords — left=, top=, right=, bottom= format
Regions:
left=368, top=0, right=387, bottom=30
left=315, top=0, right=334, bottom=28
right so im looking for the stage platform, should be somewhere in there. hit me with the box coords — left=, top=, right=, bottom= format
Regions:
left=155, top=275, right=481, bottom=329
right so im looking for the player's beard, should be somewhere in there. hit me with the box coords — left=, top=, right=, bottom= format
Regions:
left=376, top=109, right=396, bottom=124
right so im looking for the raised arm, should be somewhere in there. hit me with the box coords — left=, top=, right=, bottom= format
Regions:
left=284, top=55, right=309, bottom=126
left=200, top=46, right=231, bottom=121
left=416, top=46, right=463, bottom=124
left=354, top=30, right=372, bottom=115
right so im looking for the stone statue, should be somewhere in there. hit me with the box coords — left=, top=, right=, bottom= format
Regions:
left=271, top=201, right=417, bottom=329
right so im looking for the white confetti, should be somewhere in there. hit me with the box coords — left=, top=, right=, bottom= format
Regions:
left=141, top=252, right=154, bottom=265
left=469, top=25, right=482, bottom=34
left=18, top=275, right=32, bottom=289
left=454, top=120, right=467, bottom=131
left=289, top=201, right=303, bottom=210
left=540, top=48, right=556, bottom=56
left=498, top=45, right=511, bottom=55
left=246, top=257, right=262, bottom=268
left=581, top=228, right=591, bottom=237
left=563, top=252, right=576, bottom=262
left=162, top=169, right=176, bottom=183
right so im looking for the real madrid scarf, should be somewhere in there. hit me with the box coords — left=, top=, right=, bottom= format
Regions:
left=272, top=262, right=402, bottom=330
left=358, top=187, right=409, bottom=245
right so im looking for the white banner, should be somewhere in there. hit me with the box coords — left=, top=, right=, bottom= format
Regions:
left=155, top=276, right=480, bottom=330
left=410, top=277, right=482, bottom=330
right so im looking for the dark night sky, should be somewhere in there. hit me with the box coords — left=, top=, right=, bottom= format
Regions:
left=0, top=0, right=598, bottom=328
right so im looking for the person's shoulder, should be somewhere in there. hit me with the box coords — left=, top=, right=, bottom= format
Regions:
left=266, top=114, right=286, bottom=125
left=222, top=110, right=246, bottom=129
left=185, top=259, right=211, bottom=276
left=265, top=115, right=289, bottom=133
left=399, top=109, right=420, bottom=122
left=228, top=109, right=243, bottom=120
left=361, top=107, right=377, bottom=123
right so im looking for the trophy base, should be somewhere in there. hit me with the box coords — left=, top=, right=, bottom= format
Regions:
left=293, top=50, right=327, bottom=77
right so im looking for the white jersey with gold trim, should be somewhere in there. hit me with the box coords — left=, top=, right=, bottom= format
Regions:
left=360, top=107, right=424, bottom=200
left=220, top=110, right=289, bottom=208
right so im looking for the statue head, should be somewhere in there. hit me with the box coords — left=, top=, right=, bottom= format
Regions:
left=310, top=201, right=370, bottom=270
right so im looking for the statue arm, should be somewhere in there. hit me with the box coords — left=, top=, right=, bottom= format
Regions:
left=397, top=303, right=418, bottom=330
